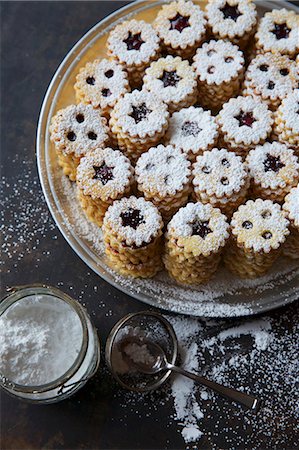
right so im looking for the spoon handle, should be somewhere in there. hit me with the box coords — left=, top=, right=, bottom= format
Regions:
left=168, top=364, right=261, bottom=412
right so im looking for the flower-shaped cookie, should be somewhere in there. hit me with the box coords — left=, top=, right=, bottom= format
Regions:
left=166, top=106, right=219, bottom=160
left=243, top=53, right=298, bottom=109
left=255, top=8, right=299, bottom=57
left=154, top=0, right=207, bottom=57
left=143, top=55, right=197, bottom=112
left=75, top=59, right=129, bottom=115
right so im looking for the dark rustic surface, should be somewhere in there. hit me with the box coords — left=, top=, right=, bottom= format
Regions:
left=1, top=2, right=298, bottom=450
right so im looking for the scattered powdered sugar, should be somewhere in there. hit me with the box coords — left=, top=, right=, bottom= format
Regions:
left=231, top=199, right=289, bottom=252
left=60, top=175, right=105, bottom=252
left=193, top=148, right=247, bottom=198
left=74, top=58, right=129, bottom=110
left=144, top=55, right=197, bottom=105
left=103, top=196, right=162, bottom=247
left=171, top=335, right=204, bottom=442
left=114, top=309, right=298, bottom=447
left=244, top=53, right=298, bottom=102
left=49, top=104, right=109, bottom=156
left=1, top=158, right=57, bottom=268
left=111, top=89, right=169, bottom=139
left=154, top=0, right=207, bottom=50
left=218, top=95, right=273, bottom=144
left=107, top=19, right=160, bottom=66
left=256, top=8, right=299, bottom=55
left=76, top=147, right=133, bottom=201
left=283, top=185, right=299, bottom=229
left=279, top=90, right=299, bottom=134
left=246, top=142, right=299, bottom=189
left=212, top=318, right=272, bottom=351
left=136, top=145, right=191, bottom=197
left=166, top=106, right=219, bottom=155
left=193, top=40, right=244, bottom=85
left=206, top=0, right=257, bottom=38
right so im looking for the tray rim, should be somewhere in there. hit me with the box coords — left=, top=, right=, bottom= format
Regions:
left=37, top=0, right=299, bottom=318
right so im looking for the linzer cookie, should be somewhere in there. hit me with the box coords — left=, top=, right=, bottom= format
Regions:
left=143, top=55, right=197, bottom=113
left=193, top=40, right=245, bottom=111
left=106, top=19, right=160, bottom=86
left=50, top=104, right=109, bottom=181
left=246, top=142, right=299, bottom=203
left=243, top=53, right=299, bottom=110
left=164, top=202, right=229, bottom=284
left=74, top=59, right=129, bottom=117
left=192, top=148, right=249, bottom=217
left=224, top=199, right=289, bottom=278
left=255, top=9, right=299, bottom=58
left=273, top=91, right=299, bottom=153
left=153, top=0, right=207, bottom=59
left=76, top=148, right=134, bottom=227
left=282, top=186, right=299, bottom=259
left=206, top=0, right=258, bottom=49
left=102, top=196, right=163, bottom=278
left=166, top=106, right=219, bottom=161
left=217, top=95, right=273, bottom=158
left=135, top=145, right=191, bottom=221
left=109, top=89, right=169, bottom=162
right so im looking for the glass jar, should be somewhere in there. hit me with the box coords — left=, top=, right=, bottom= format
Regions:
left=0, top=285, right=100, bottom=404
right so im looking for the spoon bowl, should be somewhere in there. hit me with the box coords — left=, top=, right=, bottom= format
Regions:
left=118, top=336, right=166, bottom=374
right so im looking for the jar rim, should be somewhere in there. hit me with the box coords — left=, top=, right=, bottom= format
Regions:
left=0, top=284, right=89, bottom=394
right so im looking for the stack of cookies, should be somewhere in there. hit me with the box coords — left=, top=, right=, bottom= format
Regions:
left=50, top=0, right=299, bottom=284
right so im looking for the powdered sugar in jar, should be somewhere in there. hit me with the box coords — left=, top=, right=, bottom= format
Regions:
left=0, top=285, right=100, bottom=403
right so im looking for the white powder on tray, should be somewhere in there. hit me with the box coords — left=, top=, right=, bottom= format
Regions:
left=57, top=175, right=299, bottom=318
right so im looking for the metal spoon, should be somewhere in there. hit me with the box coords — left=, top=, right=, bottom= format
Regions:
left=120, top=337, right=261, bottom=412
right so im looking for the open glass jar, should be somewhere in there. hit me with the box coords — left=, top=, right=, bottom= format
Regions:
left=0, top=285, right=100, bottom=404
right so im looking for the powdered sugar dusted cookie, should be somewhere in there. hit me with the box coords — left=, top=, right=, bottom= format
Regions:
left=76, top=148, right=134, bottom=226
left=74, top=59, right=129, bottom=116
left=154, top=0, right=207, bottom=58
left=217, top=95, right=273, bottom=157
left=273, top=91, right=299, bottom=152
left=246, top=142, right=299, bottom=203
left=282, top=185, right=299, bottom=259
left=224, top=199, right=290, bottom=277
left=243, top=53, right=299, bottom=110
left=193, top=40, right=245, bottom=110
left=206, top=0, right=258, bottom=49
left=166, top=106, right=219, bottom=161
left=50, top=104, right=109, bottom=181
left=106, top=19, right=160, bottom=86
left=143, top=55, right=197, bottom=113
left=110, top=89, right=169, bottom=162
left=255, top=8, right=299, bottom=57
left=283, top=185, right=299, bottom=229
left=102, top=196, right=164, bottom=278
left=193, top=148, right=249, bottom=217
left=164, top=202, right=230, bottom=284
left=136, top=144, right=191, bottom=221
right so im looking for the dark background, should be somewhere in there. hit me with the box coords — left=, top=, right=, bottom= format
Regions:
left=1, top=2, right=298, bottom=449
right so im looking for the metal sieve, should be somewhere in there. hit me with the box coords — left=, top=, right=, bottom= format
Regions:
left=105, top=311, right=178, bottom=393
